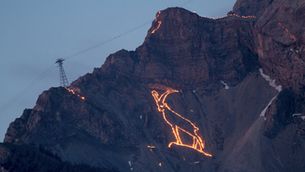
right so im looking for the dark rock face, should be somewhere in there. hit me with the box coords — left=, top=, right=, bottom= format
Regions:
left=3, top=1, right=305, bottom=172
left=0, top=143, right=117, bottom=172
left=233, top=0, right=274, bottom=16
left=235, top=0, right=305, bottom=95
left=264, top=89, right=296, bottom=138
left=254, top=0, right=305, bottom=92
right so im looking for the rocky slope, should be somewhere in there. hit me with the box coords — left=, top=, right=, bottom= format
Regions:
left=3, top=0, right=305, bottom=172
left=0, top=143, right=117, bottom=172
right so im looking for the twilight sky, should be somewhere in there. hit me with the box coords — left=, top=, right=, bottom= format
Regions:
left=0, top=0, right=235, bottom=141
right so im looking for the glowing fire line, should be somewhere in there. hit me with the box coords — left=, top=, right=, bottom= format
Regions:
left=151, top=88, right=212, bottom=157
left=151, top=11, right=162, bottom=34
left=227, top=13, right=256, bottom=19
left=66, top=87, right=86, bottom=101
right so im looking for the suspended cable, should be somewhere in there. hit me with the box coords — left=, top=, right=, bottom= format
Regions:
left=64, top=21, right=151, bottom=61
left=63, top=0, right=193, bottom=61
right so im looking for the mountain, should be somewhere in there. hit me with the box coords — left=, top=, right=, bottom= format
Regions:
left=2, top=0, right=305, bottom=172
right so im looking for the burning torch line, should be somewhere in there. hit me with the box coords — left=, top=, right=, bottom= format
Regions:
left=151, top=88, right=212, bottom=157
left=228, top=13, right=256, bottom=19
left=164, top=101, right=206, bottom=150
left=65, top=87, right=86, bottom=101
left=151, top=11, right=162, bottom=34
left=151, top=20, right=162, bottom=34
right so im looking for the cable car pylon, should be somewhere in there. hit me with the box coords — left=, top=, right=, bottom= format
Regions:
left=55, top=58, right=69, bottom=87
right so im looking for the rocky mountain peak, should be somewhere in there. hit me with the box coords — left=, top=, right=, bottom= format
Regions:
left=2, top=1, right=305, bottom=172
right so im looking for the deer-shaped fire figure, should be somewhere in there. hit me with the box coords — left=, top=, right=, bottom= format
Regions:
left=151, top=88, right=212, bottom=157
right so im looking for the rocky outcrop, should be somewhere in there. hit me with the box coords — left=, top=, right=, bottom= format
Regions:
left=3, top=1, right=305, bottom=172
left=235, top=0, right=305, bottom=150
left=233, top=0, right=273, bottom=16
left=234, top=0, right=305, bottom=94
left=254, top=0, right=305, bottom=92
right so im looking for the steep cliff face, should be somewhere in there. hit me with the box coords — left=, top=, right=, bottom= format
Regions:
left=234, top=0, right=305, bottom=93
left=254, top=0, right=305, bottom=92
left=233, top=0, right=273, bottom=16
left=234, top=2, right=305, bottom=170
left=3, top=1, right=305, bottom=172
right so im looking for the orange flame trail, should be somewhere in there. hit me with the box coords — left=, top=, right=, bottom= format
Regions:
left=151, top=88, right=212, bottom=157
left=151, top=11, right=162, bottom=34
left=66, top=87, right=86, bottom=101
left=227, top=12, right=256, bottom=19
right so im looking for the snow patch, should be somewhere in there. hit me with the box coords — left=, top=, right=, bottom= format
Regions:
left=128, top=161, right=133, bottom=171
left=220, top=80, right=230, bottom=90
left=292, top=113, right=302, bottom=116
left=259, top=95, right=277, bottom=117
left=258, top=68, right=284, bottom=118
left=259, top=68, right=282, bottom=92
left=292, top=113, right=305, bottom=120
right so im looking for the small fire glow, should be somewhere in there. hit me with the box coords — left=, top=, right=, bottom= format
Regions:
left=228, top=13, right=256, bottom=19
left=65, top=87, right=86, bottom=101
left=151, top=11, right=162, bottom=34
left=151, top=88, right=212, bottom=157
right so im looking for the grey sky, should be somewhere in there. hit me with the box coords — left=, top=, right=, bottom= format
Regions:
left=0, top=0, right=235, bottom=141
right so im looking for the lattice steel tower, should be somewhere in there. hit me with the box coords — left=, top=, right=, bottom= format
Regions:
left=55, top=58, right=69, bottom=87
